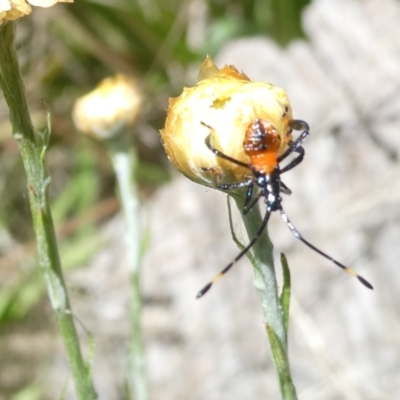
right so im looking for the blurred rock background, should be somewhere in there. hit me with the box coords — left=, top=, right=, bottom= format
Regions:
left=0, top=0, right=399, bottom=399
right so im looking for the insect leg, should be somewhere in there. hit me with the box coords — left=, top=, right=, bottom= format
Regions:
left=289, top=120, right=310, bottom=151
left=280, top=181, right=292, bottom=195
left=219, top=181, right=260, bottom=214
left=278, top=119, right=309, bottom=162
left=289, top=119, right=310, bottom=134
left=218, top=179, right=253, bottom=191
left=243, top=190, right=262, bottom=215
left=280, top=147, right=305, bottom=174
left=279, top=209, right=373, bottom=289
left=196, top=208, right=272, bottom=298
left=202, top=122, right=251, bottom=169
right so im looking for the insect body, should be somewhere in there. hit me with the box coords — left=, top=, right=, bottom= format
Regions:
left=197, top=119, right=373, bottom=298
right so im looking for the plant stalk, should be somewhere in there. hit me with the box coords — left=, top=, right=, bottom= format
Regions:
left=0, top=21, right=96, bottom=400
left=110, top=143, right=147, bottom=400
left=230, top=193, right=297, bottom=399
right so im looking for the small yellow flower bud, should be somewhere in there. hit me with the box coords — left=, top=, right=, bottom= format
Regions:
left=160, top=55, right=293, bottom=187
left=0, top=0, right=72, bottom=25
left=72, top=74, right=143, bottom=140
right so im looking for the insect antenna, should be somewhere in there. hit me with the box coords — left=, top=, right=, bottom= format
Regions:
left=279, top=209, right=373, bottom=289
left=196, top=208, right=272, bottom=298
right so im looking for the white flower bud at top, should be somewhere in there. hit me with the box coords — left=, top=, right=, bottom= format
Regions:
left=0, top=0, right=73, bottom=25
left=160, top=56, right=293, bottom=187
left=72, top=74, right=143, bottom=140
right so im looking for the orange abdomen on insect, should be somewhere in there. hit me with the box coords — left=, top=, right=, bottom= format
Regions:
left=244, top=119, right=281, bottom=174
left=250, top=152, right=278, bottom=174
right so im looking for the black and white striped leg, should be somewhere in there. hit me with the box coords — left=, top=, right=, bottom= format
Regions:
left=243, top=191, right=262, bottom=215
left=279, top=209, right=373, bottom=289
left=280, top=147, right=305, bottom=174
left=280, top=181, right=292, bottom=195
left=203, top=127, right=250, bottom=169
left=278, top=119, right=309, bottom=163
left=218, top=179, right=253, bottom=191
left=196, top=209, right=272, bottom=298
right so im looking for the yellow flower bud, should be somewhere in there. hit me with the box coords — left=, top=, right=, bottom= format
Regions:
left=72, top=74, right=143, bottom=140
left=160, top=56, right=293, bottom=187
left=0, top=0, right=72, bottom=25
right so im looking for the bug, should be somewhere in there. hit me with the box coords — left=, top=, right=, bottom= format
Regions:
left=197, top=118, right=373, bottom=298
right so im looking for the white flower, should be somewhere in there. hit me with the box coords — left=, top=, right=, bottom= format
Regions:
left=0, top=0, right=73, bottom=25
left=72, top=74, right=143, bottom=140
left=160, top=55, right=293, bottom=186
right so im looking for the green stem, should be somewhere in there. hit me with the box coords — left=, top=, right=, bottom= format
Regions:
left=110, top=143, right=147, bottom=400
left=0, top=22, right=96, bottom=400
left=230, top=193, right=297, bottom=400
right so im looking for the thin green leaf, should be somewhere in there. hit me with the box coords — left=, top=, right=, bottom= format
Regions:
left=227, top=195, right=257, bottom=266
left=68, top=311, right=96, bottom=382
left=279, top=253, right=291, bottom=340
left=85, top=330, right=96, bottom=381
left=266, top=323, right=298, bottom=400
left=39, top=105, right=51, bottom=162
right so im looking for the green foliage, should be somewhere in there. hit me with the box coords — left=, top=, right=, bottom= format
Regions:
left=12, top=384, right=43, bottom=400
left=256, top=0, right=311, bottom=46
left=266, top=323, right=298, bottom=400
left=279, top=253, right=291, bottom=341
